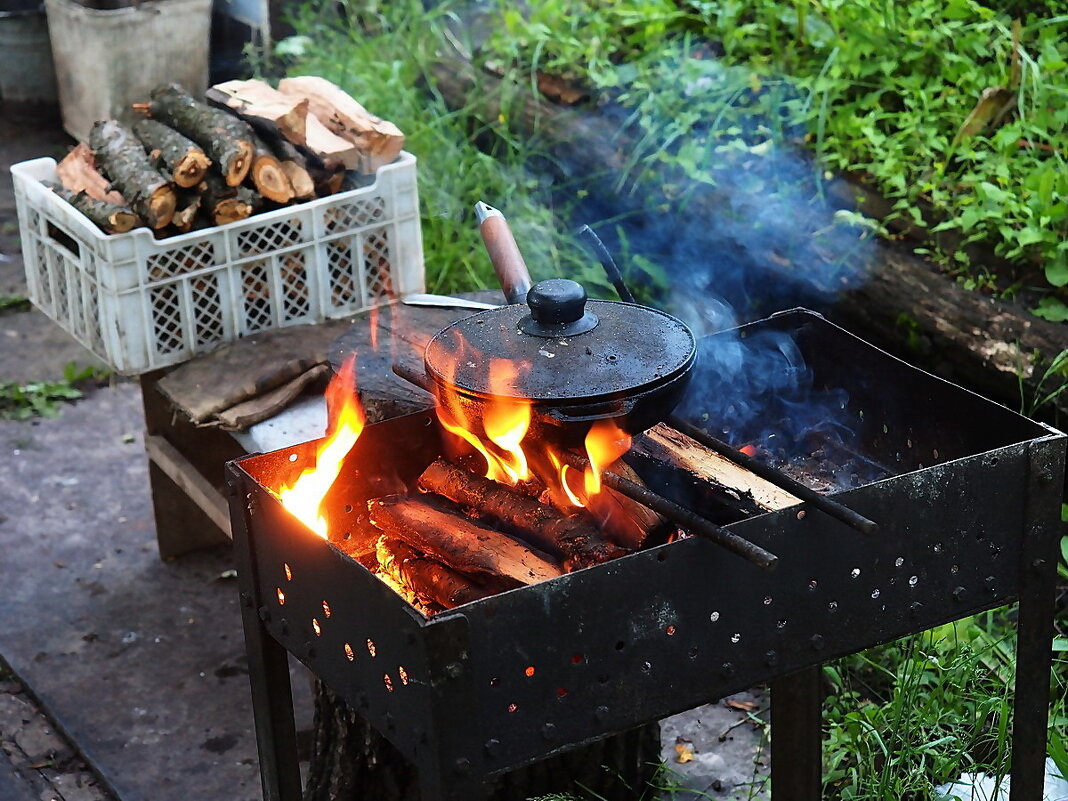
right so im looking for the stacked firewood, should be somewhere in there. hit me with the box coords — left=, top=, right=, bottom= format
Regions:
left=49, top=78, right=405, bottom=237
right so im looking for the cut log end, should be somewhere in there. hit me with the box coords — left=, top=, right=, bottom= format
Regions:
left=147, top=185, right=177, bottom=229
left=173, top=151, right=211, bottom=188
left=213, top=198, right=252, bottom=226
left=225, top=141, right=254, bottom=186
left=281, top=161, right=315, bottom=200
left=252, top=154, right=295, bottom=203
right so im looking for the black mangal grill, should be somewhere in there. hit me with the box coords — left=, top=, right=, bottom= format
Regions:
left=226, top=309, right=1065, bottom=801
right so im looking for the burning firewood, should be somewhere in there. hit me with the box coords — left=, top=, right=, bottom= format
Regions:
left=146, top=84, right=255, bottom=187
left=132, top=118, right=211, bottom=189
left=47, top=183, right=142, bottom=234
left=55, top=143, right=126, bottom=206
left=375, top=537, right=498, bottom=609
left=417, top=458, right=629, bottom=571
left=368, top=494, right=563, bottom=585
left=88, top=120, right=176, bottom=229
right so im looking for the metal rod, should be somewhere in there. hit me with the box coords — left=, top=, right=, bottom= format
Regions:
left=577, top=224, right=636, bottom=303
left=560, top=451, right=778, bottom=571
left=666, top=415, right=879, bottom=536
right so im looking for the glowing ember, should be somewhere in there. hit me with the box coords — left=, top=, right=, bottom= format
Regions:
left=277, top=356, right=365, bottom=538
left=739, top=444, right=758, bottom=457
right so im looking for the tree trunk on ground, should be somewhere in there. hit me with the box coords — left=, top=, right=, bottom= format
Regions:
left=427, top=55, right=1068, bottom=425
left=305, top=683, right=662, bottom=801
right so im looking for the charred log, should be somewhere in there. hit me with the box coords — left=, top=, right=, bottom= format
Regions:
left=367, top=494, right=563, bottom=584
left=375, top=537, right=496, bottom=609
left=417, top=458, right=629, bottom=570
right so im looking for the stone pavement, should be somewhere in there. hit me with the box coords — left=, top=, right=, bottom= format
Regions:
left=0, top=112, right=770, bottom=801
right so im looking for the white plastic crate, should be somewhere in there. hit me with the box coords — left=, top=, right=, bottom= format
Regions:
left=11, top=152, right=425, bottom=374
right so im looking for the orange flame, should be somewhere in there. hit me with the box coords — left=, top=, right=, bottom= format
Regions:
left=582, top=419, right=632, bottom=497
left=277, top=356, right=365, bottom=538
left=481, top=359, right=531, bottom=484
left=739, top=444, right=758, bottom=458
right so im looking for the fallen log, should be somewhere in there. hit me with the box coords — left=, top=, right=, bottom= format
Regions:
left=427, top=54, right=1068, bottom=424
left=417, top=458, right=629, bottom=570
left=48, top=183, right=141, bottom=234
left=375, top=537, right=496, bottom=609
left=55, top=144, right=126, bottom=206
left=88, top=120, right=176, bottom=229
left=368, top=493, right=563, bottom=585
left=148, top=84, right=254, bottom=187
left=132, top=118, right=211, bottom=189
left=278, top=75, right=405, bottom=172
left=206, top=79, right=309, bottom=145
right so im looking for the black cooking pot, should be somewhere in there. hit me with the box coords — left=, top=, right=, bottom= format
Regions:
left=421, top=204, right=696, bottom=447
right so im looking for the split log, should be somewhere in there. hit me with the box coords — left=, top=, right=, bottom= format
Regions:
left=48, top=184, right=141, bottom=234
left=132, top=118, right=211, bottom=189
left=198, top=172, right=252, bottom=226
left=55, top=144, right=126, bottom=205
left=278, top=75, right=405, bottom=172
left=280, top=160, right=316, bottom=200
left=367, top=494, right=563, bottom=585
left=88, top=120, right=176, bottom=229
left=417, top=458, right=629, bottom=570
left=302, top=113, right=363, bottom=171
left=249, top=133, right=295, bottom=203
left=581, top=460, right=666, bottom=550
left=630, top=423, right=799, bottom=515
left=375, top=537, right=496, bottom=609
left=206, top=79, right=309, bottom=145
left=148, top=84, right=254, bottom=187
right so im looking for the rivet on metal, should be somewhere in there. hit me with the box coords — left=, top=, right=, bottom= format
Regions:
left=541, top=723, right=557, bottom=740
left=595, top=705, right=609, bottom=721
left=258, top=606, right=271, bottom=622
left=810, top=634, right=825, bottom=651
left=445, top=662, right=463, bottom=679
left=720, top=661, right=734, bottom=676
left=952, top=586, right=966, bottom=601
left=765, top=650, right=779, bottom=666
left=454, top=758, right=472, bottom=775
left=484, top=738, right=500, bottom=756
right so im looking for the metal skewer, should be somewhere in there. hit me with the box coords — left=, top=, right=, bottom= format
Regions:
left=577, top=224, right=636, bottom=304
left=666, top=414, right=879, bottom=535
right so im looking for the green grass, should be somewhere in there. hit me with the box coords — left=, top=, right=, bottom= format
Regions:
left=0, top=363, right=112, bottom=421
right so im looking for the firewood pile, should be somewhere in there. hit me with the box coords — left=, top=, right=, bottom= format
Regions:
left=50, top=78, right=405, bottom=237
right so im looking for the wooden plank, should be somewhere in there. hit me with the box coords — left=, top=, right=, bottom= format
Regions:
left=144, top=433, right=232, bottom=536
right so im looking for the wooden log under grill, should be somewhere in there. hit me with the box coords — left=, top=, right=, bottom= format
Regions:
left=417, top=458, right=629, bottom=570
left=148, top=84, right=254, bottom=186
left=368, top=494, right=563, bottom=585
left=375, top=537, right=496, bottom=609
left=132, top=118, right=211, bottom=188
left=88, top=120, right=176, bottom=229
left=48, top=183, right=141, bottom=234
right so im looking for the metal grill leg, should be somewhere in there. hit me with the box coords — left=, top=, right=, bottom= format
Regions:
left=770, top=665, right=823, bottom=801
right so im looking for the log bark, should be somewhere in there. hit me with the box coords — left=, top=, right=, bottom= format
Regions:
left=206, top=79, right=309, bottom=145
left=197, top=172, right=252, bottom=226
left=248, top=133, right=295, bottom=203
left=88, top=120, right=176, bottom=229
left=417, top=458, right=629, bottom=570
left=278, top=75, right=405, bottom=172
left=375, top=536, right=497, bottom=609
left=132, top=118, right=211, bottom=188
left=368, top=494, right=563, bottom=584
left=55, top=143, right=126, bottom=206
left=149, top=84, right=254, bottom=186
left=48, top=184, right=141, bottom=234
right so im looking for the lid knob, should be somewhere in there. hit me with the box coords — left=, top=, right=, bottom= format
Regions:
left=519, top=279, right=599, bottom=337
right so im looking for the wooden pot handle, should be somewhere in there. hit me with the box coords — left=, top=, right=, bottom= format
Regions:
left=476, top=202, right=532, bottom=305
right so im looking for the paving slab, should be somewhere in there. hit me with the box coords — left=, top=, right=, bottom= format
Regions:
left=0, top=384, right=312, bottom=801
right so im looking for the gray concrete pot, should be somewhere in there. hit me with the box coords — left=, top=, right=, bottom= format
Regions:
left=0, top=0, right=59, bottom=113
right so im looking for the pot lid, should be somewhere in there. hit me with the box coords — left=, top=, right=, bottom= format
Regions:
left=425, top=279, right=696, bottom=403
